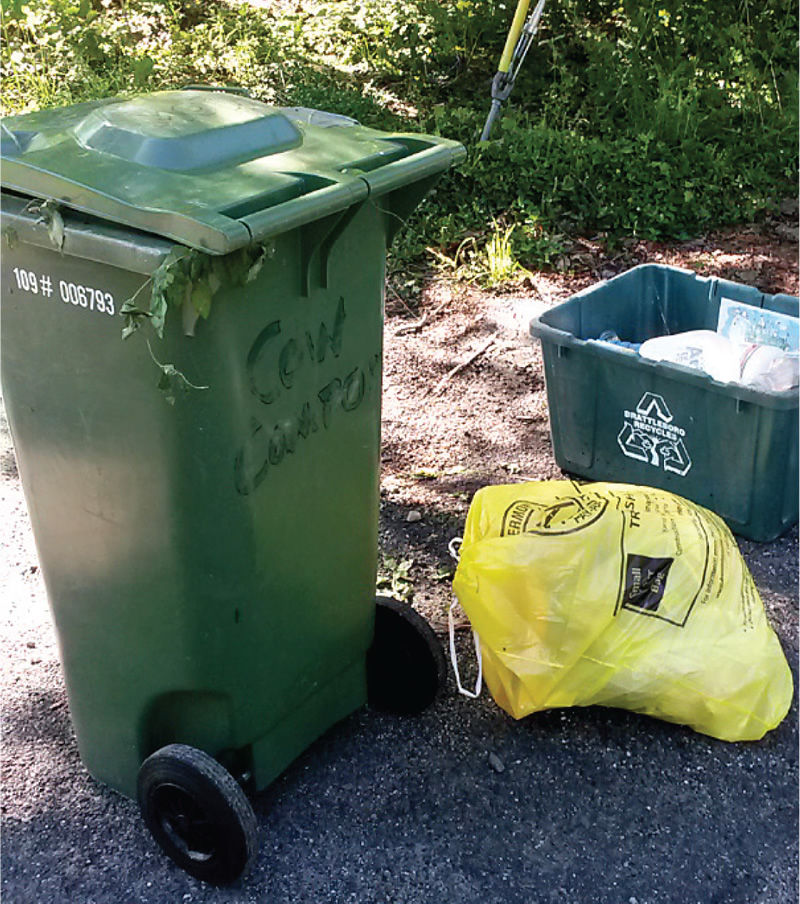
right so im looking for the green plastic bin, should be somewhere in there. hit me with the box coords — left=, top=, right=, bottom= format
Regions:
left=0, top=89, right=464, bottom=883
left=530, top=264, right=798, bottom=542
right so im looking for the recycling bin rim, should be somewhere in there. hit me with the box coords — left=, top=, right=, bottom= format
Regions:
left=530, top=315, right=799, bottom=409
left=529, top=263, right=799, bottom=409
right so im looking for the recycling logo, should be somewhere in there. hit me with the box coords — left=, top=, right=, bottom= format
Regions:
left=617, top=392, right=692, bottom=476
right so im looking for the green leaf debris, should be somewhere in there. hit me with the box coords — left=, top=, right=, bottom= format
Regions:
left=121, top=244, right=272, bottom=342
left=120, top=243, right=273, bottom=401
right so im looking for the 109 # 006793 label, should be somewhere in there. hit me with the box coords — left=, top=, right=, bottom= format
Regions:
left=11, top=267, right=116, bottom=316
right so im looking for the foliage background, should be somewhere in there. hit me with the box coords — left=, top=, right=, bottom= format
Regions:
left=1, top=0, right=797, bottom=271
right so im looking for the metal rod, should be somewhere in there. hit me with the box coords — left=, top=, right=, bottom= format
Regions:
left=480, top=0, right=547, bottom=142
left=480, top=100, right=503, bottom=143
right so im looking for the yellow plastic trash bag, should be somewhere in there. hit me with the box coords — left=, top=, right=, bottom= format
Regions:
left=451, top=480, right=793, bottom=741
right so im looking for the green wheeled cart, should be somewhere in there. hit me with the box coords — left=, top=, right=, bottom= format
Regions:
left=0, top=89, right=464, bottom=883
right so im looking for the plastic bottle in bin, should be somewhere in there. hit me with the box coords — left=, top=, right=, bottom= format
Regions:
left=738, top=344, right=799, bottom=392
left=639, top=330, right=799, bottom=391
left=597, top=330, right=641, bottom=352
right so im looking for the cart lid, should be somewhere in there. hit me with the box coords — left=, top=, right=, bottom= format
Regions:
left=0, top=90, right=465, bottom=254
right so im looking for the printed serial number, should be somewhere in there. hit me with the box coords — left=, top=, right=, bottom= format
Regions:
left=58, top=280, right=116, bottom=315
left=11, top=268, right=116, bottom=316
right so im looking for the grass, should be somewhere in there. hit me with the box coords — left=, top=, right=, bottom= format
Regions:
left=1, top=0, right=796, bottom=274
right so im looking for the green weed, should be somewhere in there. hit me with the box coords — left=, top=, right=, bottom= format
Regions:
left=377, top=556, right=415, bottom=602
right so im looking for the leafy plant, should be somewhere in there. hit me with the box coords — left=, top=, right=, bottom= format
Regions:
left=2, top=0, right=796, bottom=282
left=483, top=222, right=525, bottom=286
left=377, top=555, right=415, bottom=602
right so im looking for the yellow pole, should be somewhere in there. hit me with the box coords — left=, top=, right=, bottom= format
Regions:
left=498, top=0, right=532, bottom=73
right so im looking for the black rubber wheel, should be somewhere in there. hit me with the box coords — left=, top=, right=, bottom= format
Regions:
left=137, top=744, right=258, bottom=885
left=366, top=595, right=447, bottom=714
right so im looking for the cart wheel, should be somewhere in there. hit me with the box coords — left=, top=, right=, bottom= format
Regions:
left=367, top=595, right=447, bottom=714
left=137, top=744, right=258, bottom=885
